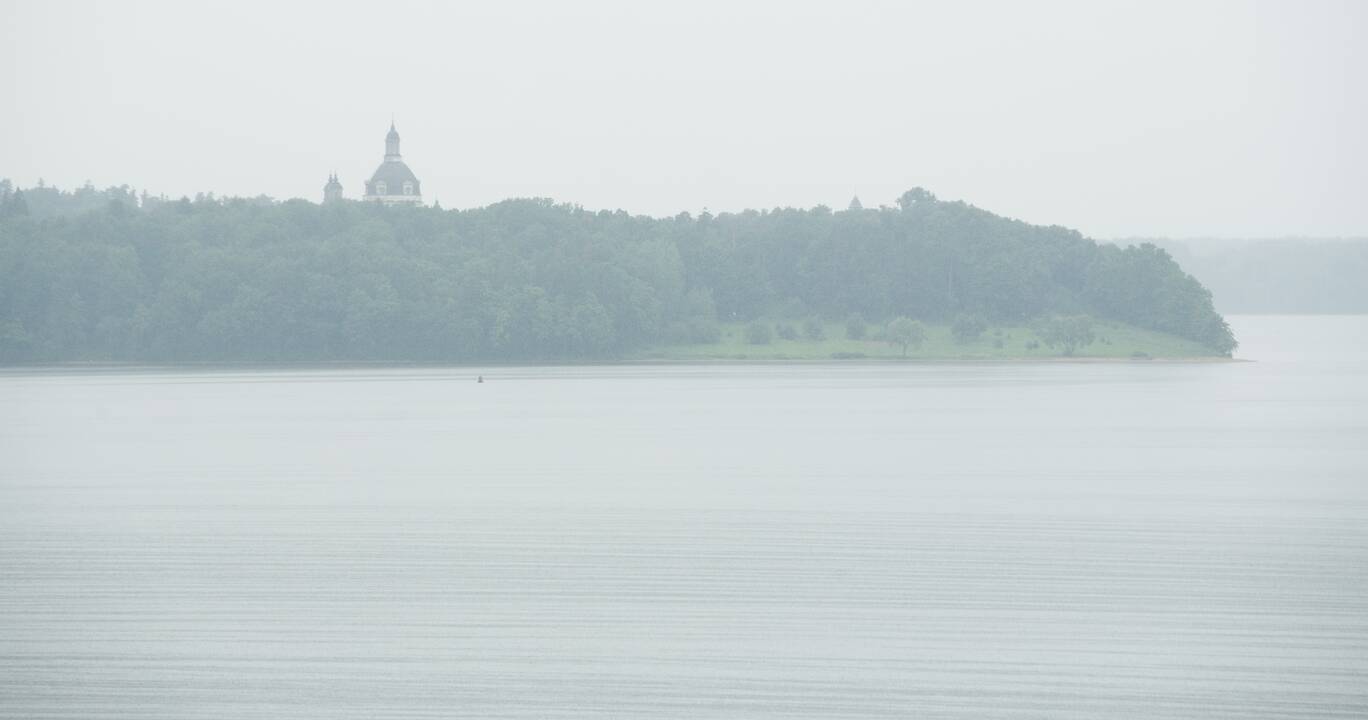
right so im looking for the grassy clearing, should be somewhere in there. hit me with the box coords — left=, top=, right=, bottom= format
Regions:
left=630, top=319, right=1223, bottom=362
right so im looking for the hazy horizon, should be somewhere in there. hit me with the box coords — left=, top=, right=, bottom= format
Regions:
left=4, top=5, right=1368, bottom=715
left=4, top=0, right=1366, bottom=238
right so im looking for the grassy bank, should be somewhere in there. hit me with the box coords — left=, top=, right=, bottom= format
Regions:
left=631, top=319, right=1223, bottom=362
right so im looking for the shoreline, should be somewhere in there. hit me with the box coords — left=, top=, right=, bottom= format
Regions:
left=625, top=355, right=1246, bottom=365
left=0, top=355, right=1248, bottom=374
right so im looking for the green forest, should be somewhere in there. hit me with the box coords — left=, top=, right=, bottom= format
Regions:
left=0, top=181, right=1236, bottom=363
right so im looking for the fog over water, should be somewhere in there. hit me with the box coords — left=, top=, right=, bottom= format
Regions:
left=2, top=315, right=1365, bottom=718
left=4, top=1, right=1366, bottom=716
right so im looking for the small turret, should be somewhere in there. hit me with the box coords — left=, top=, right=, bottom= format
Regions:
left=323, top=173, right=343, bottom=203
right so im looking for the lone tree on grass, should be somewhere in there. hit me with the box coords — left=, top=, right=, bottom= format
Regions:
left=745, top=320, right=773, bottom=345
left=803, top=316, right=826, bottom=341
left=887, top=317, right=927, bottom=357
left=951, top=313, right=987, bottom=344
left=845, top=313, right=867, bottom=340
left=1036, top=314, right=1096, bottom=356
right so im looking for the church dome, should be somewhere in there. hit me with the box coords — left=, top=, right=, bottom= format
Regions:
left=366, top=161, right=420, bottom=196
left=363, top=121, right=423, bottom=203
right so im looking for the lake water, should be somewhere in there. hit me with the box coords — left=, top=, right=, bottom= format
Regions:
left=2, top=315, right=1366, bottom=719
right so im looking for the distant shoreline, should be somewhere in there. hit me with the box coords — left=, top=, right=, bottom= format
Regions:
left=626, top=355, right=1247, bottom=365
left=0, top=356, right=1248, bottom=374
left=0, top=318, right=1257, bottom=372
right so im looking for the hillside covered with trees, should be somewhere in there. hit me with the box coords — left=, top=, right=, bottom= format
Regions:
left=0, top=181, right=1236, bottom=363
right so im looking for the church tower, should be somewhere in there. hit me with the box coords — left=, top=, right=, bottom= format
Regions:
left=322, top=173, right=343, bottom=203
left=364, top=121, right=423, bottom=206
left=385, top=123, right=402, bottom=161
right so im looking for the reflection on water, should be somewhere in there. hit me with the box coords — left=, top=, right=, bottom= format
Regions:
left=1, top=316, right=1366, bottom=718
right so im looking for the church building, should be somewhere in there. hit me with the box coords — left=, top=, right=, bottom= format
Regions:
left=362, top=122, right=423, bottom=205
left=323, top=122, right=424, bottom=205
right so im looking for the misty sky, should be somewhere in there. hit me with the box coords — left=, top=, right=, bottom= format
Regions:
left=3, top=0, right=1364, bottom=238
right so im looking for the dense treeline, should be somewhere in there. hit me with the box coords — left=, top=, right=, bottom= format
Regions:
left=0, top=181, right=1236, bottom=362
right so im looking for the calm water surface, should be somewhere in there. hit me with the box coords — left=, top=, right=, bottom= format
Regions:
left=2, top=315, right=1366, bottom=719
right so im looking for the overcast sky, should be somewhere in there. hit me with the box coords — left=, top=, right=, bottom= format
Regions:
left=3, top=0, right=1364, bottom=237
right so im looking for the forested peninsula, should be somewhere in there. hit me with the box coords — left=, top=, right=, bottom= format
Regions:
left=0, top=182, right=1237, bottom=363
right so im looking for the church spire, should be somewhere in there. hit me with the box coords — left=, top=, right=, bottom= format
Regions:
left=385, top=121, right=401, bottom=162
